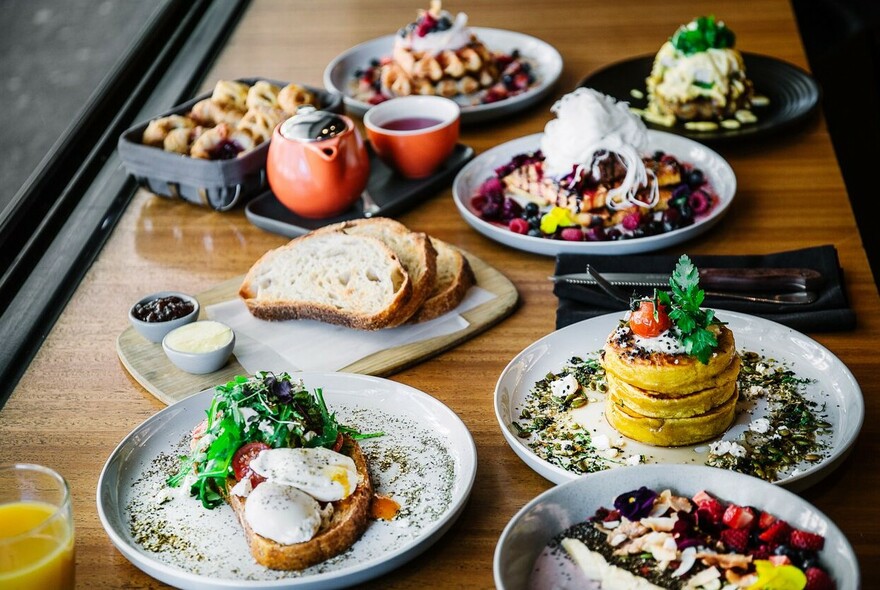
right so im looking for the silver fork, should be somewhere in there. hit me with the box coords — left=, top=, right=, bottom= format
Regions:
left=584, top=265, right=818, bottom=306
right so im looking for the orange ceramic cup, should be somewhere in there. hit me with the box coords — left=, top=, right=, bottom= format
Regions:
left=267, top=111, right=370, bottom=219
left=363, top=96, right=460, bottom=179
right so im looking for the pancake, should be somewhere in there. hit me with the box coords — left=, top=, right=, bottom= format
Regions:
left=605, top=358, right=739, bottom=419
left=602, top=324, right=736, bottom=393
left=605, top=385, right=739, bottom=446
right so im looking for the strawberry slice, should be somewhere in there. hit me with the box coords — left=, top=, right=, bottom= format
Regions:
left=758, top=510, right=778, bottom=530
left=790, top=529, right=826, bottom=551
left=759, top=519, right=792, bottom=543
left=722, top=504, right=756, bottom=529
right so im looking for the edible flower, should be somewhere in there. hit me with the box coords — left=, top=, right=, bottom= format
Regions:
left=747, top=560, right=807, bottom=590
left=613, top=486, right=658, bottom=520
left=539, top=206, right=577, bottom=234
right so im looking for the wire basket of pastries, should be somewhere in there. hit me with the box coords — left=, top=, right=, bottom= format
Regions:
left=118, top=78, right=343, bottom=211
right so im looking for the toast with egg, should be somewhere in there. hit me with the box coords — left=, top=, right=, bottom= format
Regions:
left=223, top=435, right=373, bottom=570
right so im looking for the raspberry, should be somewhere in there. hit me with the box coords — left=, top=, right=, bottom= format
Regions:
left=560, top=227, right=584, bottom=241
left=790, top=529, right=825, bottom=551
left=804, top=566, right=835, bottom=590
left=688, top=189, right=711, bottom=214
left=622, top=212, right=642, bottom=231
left=508, top=218, right=529, bottom=234
left=719, top=527, right=750, bottom=553
left=752, top=543, right=777, bottom=559
left=759, top=520, right=792, bottom=543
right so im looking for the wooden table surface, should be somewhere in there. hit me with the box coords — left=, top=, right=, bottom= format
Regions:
left=2, top=0, right=878, bottom=588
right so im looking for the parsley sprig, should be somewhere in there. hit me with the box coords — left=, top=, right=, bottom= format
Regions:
left=671, top=15, right=736, bottom=56
left=167, top=371, right=381, bottom=508
left=656, top=255, right=723, bottom=364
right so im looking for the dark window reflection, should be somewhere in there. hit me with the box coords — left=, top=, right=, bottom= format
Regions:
left=0, top=0, right=159, bottom=216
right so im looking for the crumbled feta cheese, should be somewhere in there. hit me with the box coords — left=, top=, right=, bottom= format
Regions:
left=709, top=440, right=747, bottom=458
left=593, top=434, right=611, bottom=450
left=550, top=374, right=579, bottom=398
left=626, top=454, right=642, bottom=466
left=749, top=418, right=771, bottom=434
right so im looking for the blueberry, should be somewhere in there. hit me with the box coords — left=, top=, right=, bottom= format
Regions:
left=527, top=228, right=543, bottom=237
left=527, top=215, right=541, bottom=228
left=436, top=16, right=452, bottom=30
left=524, top=202, right=540, bottom=217
left=511, top=49, right=520, bottom=59
left=653, top=150, right=666, bottom=160
left=687, top=169, right=705, bottom=187
left=370, top=58, right=380, bottom=67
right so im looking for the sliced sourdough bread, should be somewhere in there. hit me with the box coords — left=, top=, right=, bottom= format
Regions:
left=238, top=230, right=413, bottom=329
left=409, top=238, right=475, bottom=323
left=224, top=436, right=373, bottom=570
left=318, top=218, right=437, bottom=326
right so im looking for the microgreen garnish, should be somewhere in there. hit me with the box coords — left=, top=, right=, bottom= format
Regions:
left=671, top=15, right=736, bottom=56
left=167, top=371, right=382, bottom=509
left=656, top=254, right=722, bottom=364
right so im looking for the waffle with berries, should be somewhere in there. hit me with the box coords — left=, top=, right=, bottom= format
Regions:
left=353, top=2, right=537, bottom=106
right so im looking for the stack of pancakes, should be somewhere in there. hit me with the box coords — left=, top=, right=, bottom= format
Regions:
left=602, top=323, right=740, bottom=446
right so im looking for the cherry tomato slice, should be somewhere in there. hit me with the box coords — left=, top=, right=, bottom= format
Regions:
left=331, top=433, right=344, bottom=453
left=232, top=441, right=270, bottom=483
left=629, top=300, right=671, bottom=338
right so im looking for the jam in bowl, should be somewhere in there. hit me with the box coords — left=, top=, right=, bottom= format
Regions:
left=128, top=291, right=200, bottom=343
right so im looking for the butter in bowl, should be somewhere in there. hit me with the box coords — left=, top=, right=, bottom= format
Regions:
left=162, top=320, right=235, bottom=374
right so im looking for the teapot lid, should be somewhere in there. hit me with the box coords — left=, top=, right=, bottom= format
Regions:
left=279, top=108, right=350, bottom=142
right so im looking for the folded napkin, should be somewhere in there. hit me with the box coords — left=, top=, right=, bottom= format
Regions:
left=206, top=286, right=497, bottom=374
left=554, top=245, right=855, bottom=332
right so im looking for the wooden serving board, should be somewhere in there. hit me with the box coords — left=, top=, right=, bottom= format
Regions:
left=117, top=249, right=518, bottom=405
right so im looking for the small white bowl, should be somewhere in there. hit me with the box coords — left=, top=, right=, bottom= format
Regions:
left=162, top=320, right=235, bottom=375
left=128, top=291, right=199, bottom=343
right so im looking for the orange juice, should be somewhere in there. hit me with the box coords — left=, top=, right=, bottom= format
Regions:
left=0, top=500, right=75, bottom=590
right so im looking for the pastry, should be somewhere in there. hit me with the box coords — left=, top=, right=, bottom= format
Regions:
left=189, top=97, right=245, bottom=127
left=245, top=80, right=281, bottom=110
left=141, top=114, right=195, bottom=147
left=645, top=16, right=755, bottom=125
left=277, top=82, right=317, bottom=114
left=189, top=123, right=257, bottom=160
left=211, top=79, right=250, bottom=110
left=236, top=104, right=286, bottom=145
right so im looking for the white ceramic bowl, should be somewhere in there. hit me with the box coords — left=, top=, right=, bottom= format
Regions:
left=161, top=320, right=235, bottom=375
left=494, top=464, right=860, bottom=590
left=128, top=291, right=199, bottom=343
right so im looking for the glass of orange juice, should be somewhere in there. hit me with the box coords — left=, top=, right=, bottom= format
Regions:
left=0, top=464, right=75, bottom=590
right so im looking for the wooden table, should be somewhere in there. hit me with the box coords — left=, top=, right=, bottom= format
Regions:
left=2, top=0, right=878, bottom=587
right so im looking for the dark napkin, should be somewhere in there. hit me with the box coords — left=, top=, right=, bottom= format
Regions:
left=554, top=245, right=855, bottom=332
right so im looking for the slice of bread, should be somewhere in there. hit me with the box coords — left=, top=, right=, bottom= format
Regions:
left=224, top=436, right=373, bottom=570
left=408, top=238, right=476, bottom=323
left=238, top=230, right=413, bottom=330
left=319, top=218, right=437, bottom=327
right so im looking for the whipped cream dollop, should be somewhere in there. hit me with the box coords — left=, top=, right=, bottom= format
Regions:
left=540, top=88, right=658, bottom=209
left=395, top=2, right=472, bottom=54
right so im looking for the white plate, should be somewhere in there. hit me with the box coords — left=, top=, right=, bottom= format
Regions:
left=97, top=372, right=477, bottom=589
left=323, top=27, right=563, bottom=124
left=494, top=464, right=860, bottom=589
left=452, top=131, right=736, bottom=256
left=494, top=310, right=863, bottom=492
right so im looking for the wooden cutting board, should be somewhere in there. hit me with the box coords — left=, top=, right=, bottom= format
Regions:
left=117, top=249, right=518, bottom=405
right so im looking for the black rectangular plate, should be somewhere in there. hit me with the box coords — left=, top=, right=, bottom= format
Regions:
left=245, top=142, right=475, bottom=237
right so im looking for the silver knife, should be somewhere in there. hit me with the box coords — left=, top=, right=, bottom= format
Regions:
left=551, top=267, right=824, bottom=293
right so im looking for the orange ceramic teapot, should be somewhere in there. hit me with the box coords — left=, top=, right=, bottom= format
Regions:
left=267, top=110, right=370, bottom=218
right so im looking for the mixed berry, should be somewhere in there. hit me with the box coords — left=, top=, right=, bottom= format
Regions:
left=554, top=486, right=836, bottom=589
left=471, top=150, right=717, bottom=242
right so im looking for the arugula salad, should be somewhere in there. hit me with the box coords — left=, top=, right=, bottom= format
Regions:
left=167, top=371, right=381, bottom=508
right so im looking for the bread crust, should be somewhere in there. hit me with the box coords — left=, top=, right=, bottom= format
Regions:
left=224, top=436, right=373, bottom=570
left=409, top=238, right=475, bottom=323
left=238, top=230, right=414, bottom=330
left=319, top=218, right=438, bottom=326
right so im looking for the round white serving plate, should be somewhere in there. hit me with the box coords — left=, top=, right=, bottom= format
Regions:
left=323, top=27, right=563, bottom=124
left=494, top=464, right=860, bottom=589
left=494, top=310, right=864, bottom=491
left=452, top=131, right=736, bottom=256
left=98, top=372, right=477, bottom=590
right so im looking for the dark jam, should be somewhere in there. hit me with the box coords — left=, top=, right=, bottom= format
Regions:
left=133, top=295, right=194, bottom=323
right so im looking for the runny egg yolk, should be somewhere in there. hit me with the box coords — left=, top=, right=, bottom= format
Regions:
left=249, top=446, right=359, bottom=503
